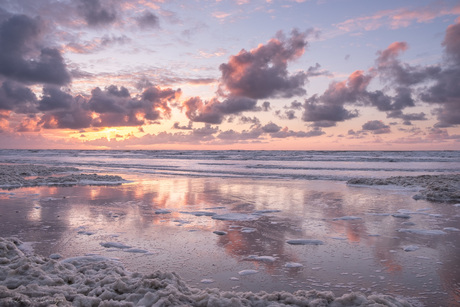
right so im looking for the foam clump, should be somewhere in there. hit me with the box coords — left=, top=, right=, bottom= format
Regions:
left=286, top=239, right=325, bottom=245
left=212, top=213, right=259, bottom=221
left=0, top=237, right=412, bottom=306
left=0, top=164, right=126, bottom=189
left=347, top=174, right=460, bottom=202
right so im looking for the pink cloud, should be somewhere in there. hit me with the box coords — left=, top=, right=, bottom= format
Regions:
left=336, top=3, right=460, bottom=33
left=219, top=29, right=311, bottom=99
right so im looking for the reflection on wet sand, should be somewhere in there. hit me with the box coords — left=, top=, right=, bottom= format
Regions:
left=0, top=175, right=459, bottom=306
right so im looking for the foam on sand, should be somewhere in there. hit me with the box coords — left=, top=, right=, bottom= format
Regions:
left=332, top=216, right=362, bottom=221
left=212, top=213, right=260, bottom=221
left=245, top=255, right=276, bottom=262
left=0, top=164, right=126, bottom=189
left=398, top=229, right=447, bottom=235
left=286, top=239, right=325, bottom=245
left=0, top=237, right=412, bottom=306
left=100, top=242, right=132, bottom=249
left=347, top=174, right=460, bottom=202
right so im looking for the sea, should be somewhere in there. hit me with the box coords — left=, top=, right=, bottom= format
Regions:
left=0, top=149, right=459, bottom=306
left=0, top=149, right=459, bottom=180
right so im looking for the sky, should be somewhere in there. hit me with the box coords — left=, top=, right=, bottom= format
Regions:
left=0, top=0, right=459, bottom=150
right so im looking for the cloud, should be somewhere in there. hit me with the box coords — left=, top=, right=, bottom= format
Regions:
left=17, top=115, right=41, bottom=132
left=38, top=86, right=74, bottom=111
left=173, top=121, right=193, bottom=130
left=300, top=70, right=367, bottom=126
left=336, top=2, right=460, bottom=33
left=443, top=21, right=460, bottom=64
left=302, top=101, right=359, bottom=127
left=375, top=41, right=440, bottom=87
left=301, top=20, right=460, bottom=129
left=275, top=109, right=297, bottom=120
left=362, top=120, right=391, bottom=134
left=36, top=84, right=181, bottom=130
left=285, top=100, right=303, bottom=110
left=217, top=128, right=264, bottom=141
left=40, top=102, right=93, bottom=130
left=183, top=95, right=258, bottom=124
left=312, top=70, right=372, bottom=106
left=261, top=122, right=281, bottom=133
left=218, top=29, right=312, bottom=99
left=0, top=80, right=37, bottom=113
left=418, top=20, right=460, bottom=127
left=88, top=85, right=181, bottom=126
left=0, top=14, right=71, bottom=85
left=270, top=127, right=325, bottom=139
left=65, top=35, right=131, bottom=54
left=387, top=110, right=427, bottom=125
left=261, top=101, right=271, bottom=111
left=85, top=124, right=219, bottom=147
left=136, top=11, right=160, bottom=29
left=77, top=0, right=118, bottom=27
left=239, top=116, right=261, bottom=126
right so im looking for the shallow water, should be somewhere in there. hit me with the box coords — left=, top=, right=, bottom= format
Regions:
left=1, top=172, right=459, bottom=306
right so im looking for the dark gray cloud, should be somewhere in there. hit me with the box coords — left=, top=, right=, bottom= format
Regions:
left=183, top=96, right=257, bottom=124
left=136, top=11, right=160, bottom=29
left=431, top=103, right=460, bottom=128
left=88, top=85, right=181, bottom=126
left=40, top=99, right=93, bottom=130
left=77, top=0, right=117, bottom=27
left=36, top=84, right=181, bottom=130
left=285, top=100, right=303, bottom=110
left=270, top=127, right=325, bottom=138
left=362, top=120, right=391, bottom=134
left=218, top=29, right=312, bottom=99
left=300, top=70, right=369, bottom=127
left=239, top=116, right=260, bottom=126
left=217, top=128, right=263, bottom=141
left=442, top=21, right=460, bottom=64
left=38, top=86, right=74, bottom=111
left=305, top=63, right=331, bottom=78
left=261, top=122, right=282, bottom=133
left=302, top=97, right=359, bottom=127
left=275, top=109, right=297, bottom=120
left=262, top=101, right=271, bottom=111
left=173, top=121, right=193, bottom=130
left=0, top=14, right=71, bottom=85
left=191, top=124, right=218, bottom=141
left=369, top=27, right=460, bottom=128
left=88, top=85, right=130, bottom=114
left=300, top=19, right=460, bottom=129
left=0, top=80, right=37, bottom=113
left=418, top=20, right=460, bottom=127
left=387, top=110, right=427, bottom=125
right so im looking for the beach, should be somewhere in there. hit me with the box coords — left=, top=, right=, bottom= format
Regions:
left=0, top=150, right=459, bottom=306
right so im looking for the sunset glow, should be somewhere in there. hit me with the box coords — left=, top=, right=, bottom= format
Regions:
left=0, top=0, right=459, bottom=150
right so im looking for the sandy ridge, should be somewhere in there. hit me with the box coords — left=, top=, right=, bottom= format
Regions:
left=347, top=174, right=460, bottom=202
left=0, top=164, right=125, bottom=189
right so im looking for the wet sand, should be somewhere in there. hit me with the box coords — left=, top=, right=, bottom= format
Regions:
left=0, top=166, right=459, bottom=306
